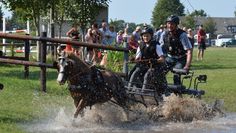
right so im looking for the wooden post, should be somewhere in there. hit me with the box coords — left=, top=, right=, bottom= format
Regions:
left=24, top=34, right=30, bottom=78
left=40, top=32, right=47, bottom=92
left=123, top=38, right=129, bottom=76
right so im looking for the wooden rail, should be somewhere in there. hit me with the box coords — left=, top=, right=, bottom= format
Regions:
left=0, top=33, right=129, bottom=92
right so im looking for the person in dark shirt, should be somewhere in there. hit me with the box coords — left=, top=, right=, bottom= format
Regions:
left=159, top=15, right=193, bottom=85
left=128, top=27, right=167, bottom=94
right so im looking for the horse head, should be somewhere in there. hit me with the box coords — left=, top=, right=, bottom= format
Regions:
left=57, top=51, right=75, bottom=85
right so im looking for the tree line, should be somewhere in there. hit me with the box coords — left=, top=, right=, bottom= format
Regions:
left=0, top=0, right=227, bottom=37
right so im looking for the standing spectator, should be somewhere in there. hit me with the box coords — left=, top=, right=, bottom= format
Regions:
left=91, top=23, right=103, bottom=64
left=66, top=24, right=81, bottom=56
left=154, top=24, right=166, bottom=43
left=107, top=25, right=117, bottom=45
left=160, top=15, right=193, bottom=85
left=123, top=27, right=131, bottom=43
left=85, top=28, right=94, bottom=62
left=99, top=22, right=110, bottom=45
left=132, top=26, right=142, bottom=44
left=128, top=34, right=139, bottom=53
left=197, top=25, right=206, bottom=61
left=116, top=30, right=124, bottom=45
left=187, top=28, right=194, bottom=48
left=92, top=23, right=102, bottom=44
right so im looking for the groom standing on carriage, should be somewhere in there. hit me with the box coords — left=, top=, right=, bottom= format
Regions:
left=128, top=27, right=168, bottom=95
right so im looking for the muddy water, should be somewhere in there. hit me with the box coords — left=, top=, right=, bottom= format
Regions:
left=24, top=95, right=236, bottom=133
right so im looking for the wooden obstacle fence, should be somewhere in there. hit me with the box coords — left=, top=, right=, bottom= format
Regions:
left=0, top=33, right=129, bottom=92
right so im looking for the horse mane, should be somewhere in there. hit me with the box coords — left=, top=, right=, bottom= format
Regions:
left=65, top=51, right=91, bottom=73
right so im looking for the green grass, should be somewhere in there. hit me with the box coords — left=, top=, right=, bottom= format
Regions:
left=0, top=47, right=236, bottom=132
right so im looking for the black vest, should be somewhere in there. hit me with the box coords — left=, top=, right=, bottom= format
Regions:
left=165, top=29, right=186, bottom=57
left=139, top=40, right=159, bottom=60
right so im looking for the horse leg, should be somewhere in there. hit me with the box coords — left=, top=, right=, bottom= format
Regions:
left=74, top=98, right=86, bottom=119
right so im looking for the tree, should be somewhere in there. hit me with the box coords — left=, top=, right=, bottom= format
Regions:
left=2, top=0, right=51, bottom=36
left=203, top=17, right=217, bottom=35
left=0, top=5, right=3, bottom=30
left=152, top=0, right=185, bottom=28
left=181, top=15, right=195, bottom=30
left=53, top=0, right=71, bottom=38
left=66, top=0, right=110, bottom=34
left=8, top=10, right=28, bottom=30
left=234, top=9, right=236, bottom=17
left=109, top=19, right=126, bottom=32
left=190, top=9, right=207, bottom=17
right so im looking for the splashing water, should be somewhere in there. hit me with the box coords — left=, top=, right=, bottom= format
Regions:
left=24, top=94, right=236, bottom=133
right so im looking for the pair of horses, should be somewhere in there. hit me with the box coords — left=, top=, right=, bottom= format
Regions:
left=57, top=51, right=130, bottom=119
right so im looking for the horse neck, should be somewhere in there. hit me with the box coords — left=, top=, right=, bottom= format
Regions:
left=67, top=57, right=91, bottom=85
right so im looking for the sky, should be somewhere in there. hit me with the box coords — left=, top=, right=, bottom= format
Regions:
left=2, top=0, right=236, bottom=24
left=109, top=0, right=236, bottom=24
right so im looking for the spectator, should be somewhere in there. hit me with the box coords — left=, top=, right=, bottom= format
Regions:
left=187, top=28, right=194, bottom=48
left=116, top=30, right=124, bottom=45
left=154, top=24, right=166, bottom=43
left=99, top=22, right=110, bottom=45
left=197, top=25, right=206, bottom=61
left=107, top=25, right=117, bottom=45
left=132, top=26, right=142, bottom=44
left=66, top=23, right=81, bottom=56
left=91, top=23, right=103, bottom=64
left=123, top=27, right=131, bottom=43
left=128, top=34, right=139, bottom=53
left=85, top=28, right=94, bottom=62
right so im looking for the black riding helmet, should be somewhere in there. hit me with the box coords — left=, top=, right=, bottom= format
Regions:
left=140, top=27, right=154, bottom=36
left=166, top=15, right=179, bottom=25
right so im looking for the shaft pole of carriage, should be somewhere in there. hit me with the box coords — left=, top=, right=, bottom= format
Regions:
left=123, top=38, right=129, bottom=76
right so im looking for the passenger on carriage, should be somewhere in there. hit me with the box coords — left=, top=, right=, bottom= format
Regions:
left=159, top=15, right=193, bottom=85
left=128, top=27, right=168, bottom=94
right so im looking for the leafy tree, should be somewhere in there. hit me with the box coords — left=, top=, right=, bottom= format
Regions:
left=234, top=9, right=236, bottom=17
left=181, top=15, right=195, bottom=30
left=8, top=11, right=28, bottom=30
left=53, top=0, right=71, bottom=38
left=190, top=9, right=207, bottom=17
left=2, top=0, right=50, bottom=35
left=0, top=5, right=3, bottom=30
left=152, top=0, right=185, bottom=28
left=109, top=19, right=126, bottom=32
left=66, top=0, right=110, bottom=34
left=203, top=17, right=217, bottom=35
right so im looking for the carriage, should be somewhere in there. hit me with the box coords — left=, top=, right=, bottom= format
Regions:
left=123, top=66, right=207, bottom=106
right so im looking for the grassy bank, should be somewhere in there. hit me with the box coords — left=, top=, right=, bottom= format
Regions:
left=0, top=47, right=236, bottom=132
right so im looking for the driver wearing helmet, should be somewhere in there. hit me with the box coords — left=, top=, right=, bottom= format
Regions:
left=128, top=27, right=167, bottom=94
left=159, top=15, right=193, bottom=85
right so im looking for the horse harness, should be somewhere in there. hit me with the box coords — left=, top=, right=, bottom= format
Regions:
left=68, top=65, right=115, bottom=106
left=68, top=66, right=104, bottom=91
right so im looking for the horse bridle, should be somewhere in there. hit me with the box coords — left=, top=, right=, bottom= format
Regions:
left=57, top=54, right=90, bottom=85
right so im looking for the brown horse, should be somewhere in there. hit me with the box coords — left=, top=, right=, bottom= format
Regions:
left=57, top=51, right=129, bottom=119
